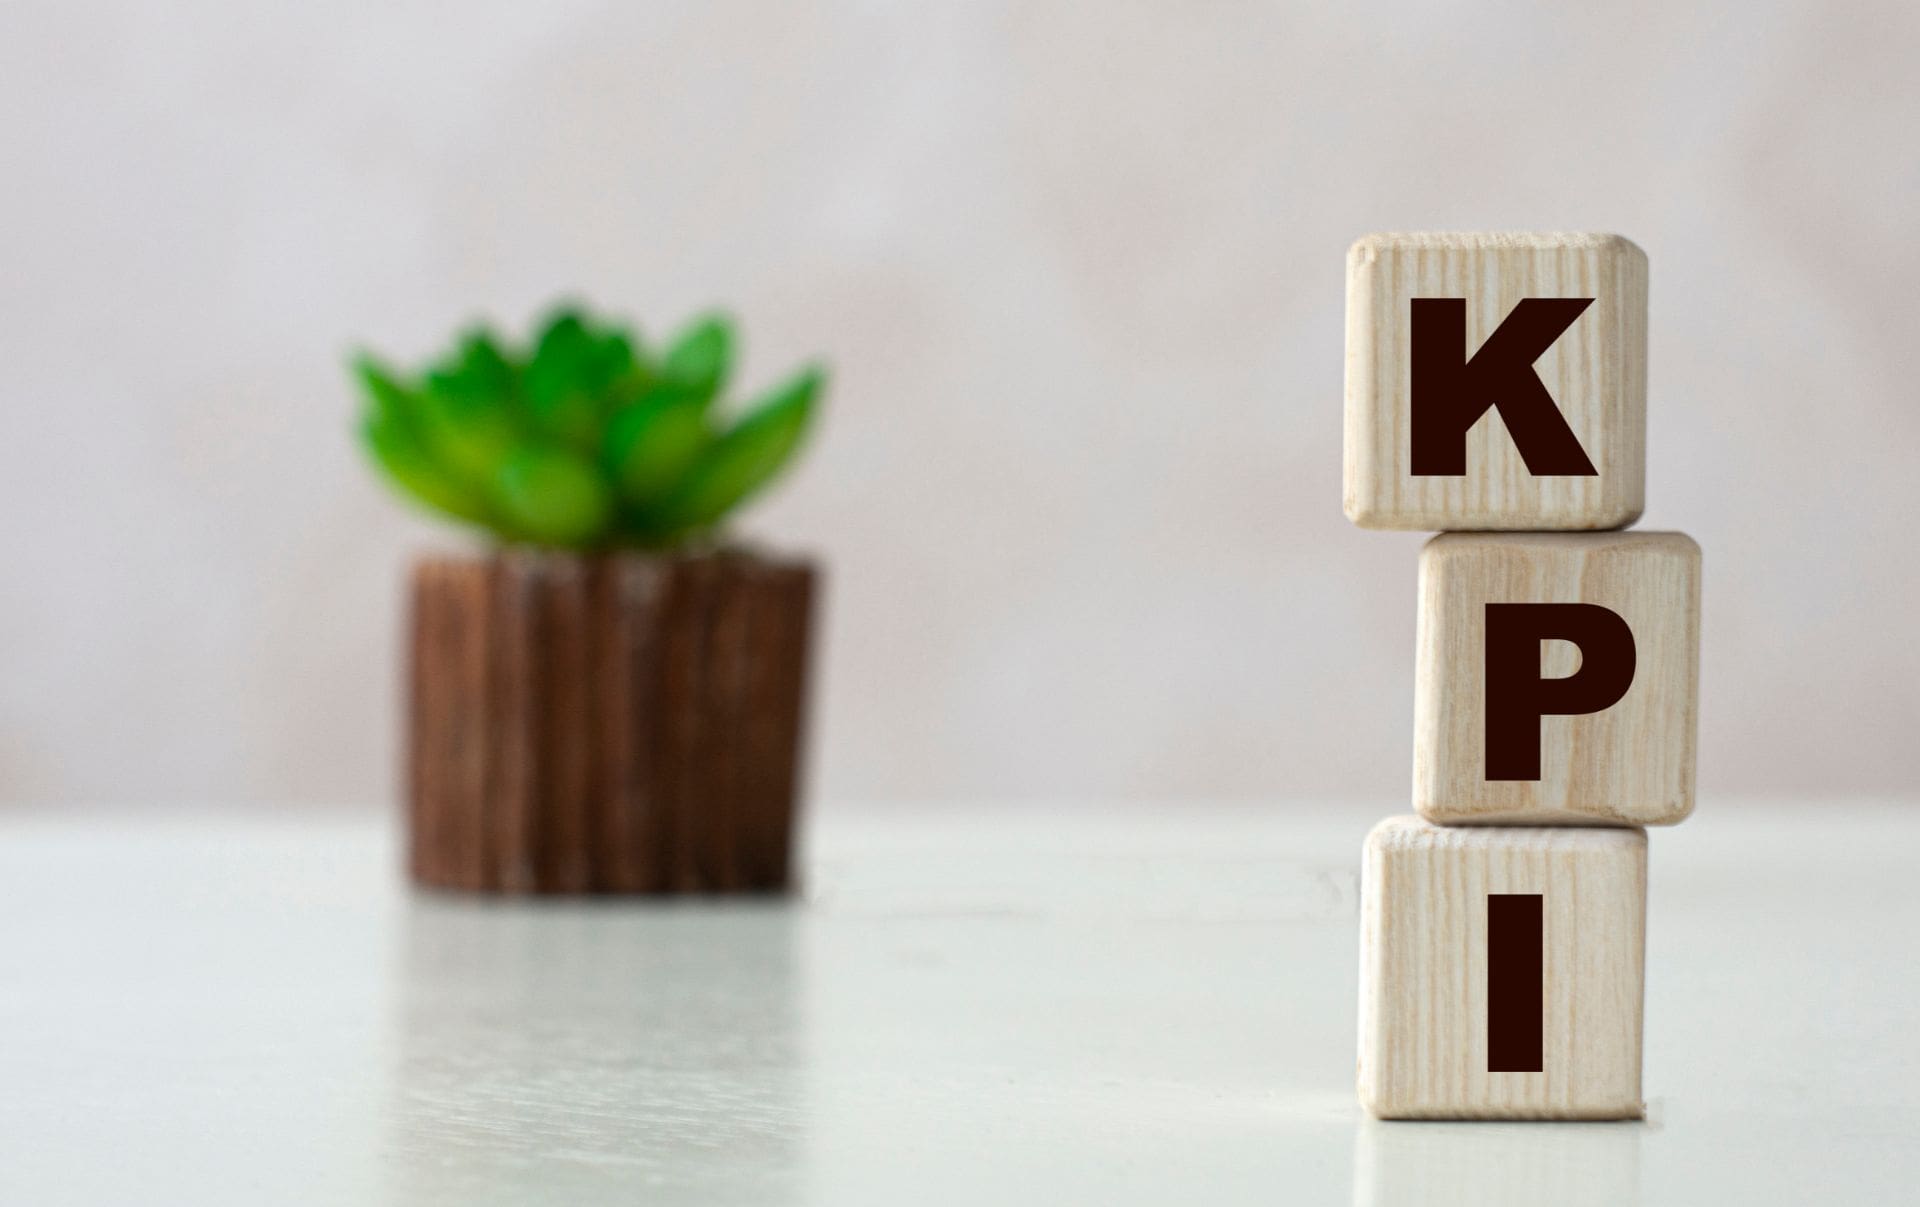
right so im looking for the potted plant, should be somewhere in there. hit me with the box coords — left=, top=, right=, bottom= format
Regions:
left=352, top=305, right=823, bottom=894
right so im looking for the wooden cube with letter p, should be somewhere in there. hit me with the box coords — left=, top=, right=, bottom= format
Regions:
left=1414, top=531, right=1700, bottom=826
left=1344, top=232, right=1647, bottom=531
left=1359, top=816, right=1647, bottom=1119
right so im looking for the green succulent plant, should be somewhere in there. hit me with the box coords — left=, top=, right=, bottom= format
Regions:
left=353, top=305, right=823, bottom=549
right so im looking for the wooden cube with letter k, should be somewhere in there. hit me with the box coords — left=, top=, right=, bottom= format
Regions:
left=1344, top=231, right=1647, bottom=531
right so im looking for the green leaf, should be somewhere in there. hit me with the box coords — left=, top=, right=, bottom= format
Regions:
left=527, top=310, right=594, bottom=388
left=606, top=394, right=711, bottom=509
left=522, top=309, right=602, bottom=450
left=417, top=393, right=518, bottom=490
left=652, top=363, right=822, bottom=535
left=353, top=351, right=490, bottom=523
left=658, top=313, right=734, bottom=408
left=429, top=328, right=518, bottom=402
left=352, top=353, right=419, bottom=427
left=416, top=330, right=523, bottom=490
left=491, top=447, right=612, bottom=546
left=360, top=412, right=490, bottom=524
left=595, top=330, right=640, bottom=385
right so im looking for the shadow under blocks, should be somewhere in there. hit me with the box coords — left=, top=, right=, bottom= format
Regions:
left=1343, top=232, right=1700, bottom=1119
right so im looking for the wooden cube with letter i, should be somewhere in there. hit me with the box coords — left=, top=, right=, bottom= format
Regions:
left=1358, top=816, right=1647, bottom=1119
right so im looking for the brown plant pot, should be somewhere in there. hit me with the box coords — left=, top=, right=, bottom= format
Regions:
left=405, top=547, right=816, bottom=894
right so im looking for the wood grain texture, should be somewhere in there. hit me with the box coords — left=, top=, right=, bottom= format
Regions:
left=1358, top=816, right=1647, bottom=1120
left=405, top=548, right=816, bottom=894
left=1414, top=531, right=1700, bottom=826
left=1344, top=231, right=1646, bottom=530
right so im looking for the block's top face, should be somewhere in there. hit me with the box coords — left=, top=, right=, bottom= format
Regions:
left=1343, top=231, right=1647, bottom=532
left=1421, top=528, right=1699, bottom=571
left=1366, top=813, right=1648, bottom=859
left=1413, top=531, right=1702, bottom=827
left=1350, top=231, right=1642, bottom=256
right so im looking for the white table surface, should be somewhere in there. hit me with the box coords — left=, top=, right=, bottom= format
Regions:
left=2, top=802, right=1915, bottom=1206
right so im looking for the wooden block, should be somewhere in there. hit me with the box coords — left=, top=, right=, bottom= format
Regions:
left=1344, top=232, right=1646, bottom=531
left=1415, top=531, right=1700, bottom=827
left=1358, top=816, right=1646, bottom=1120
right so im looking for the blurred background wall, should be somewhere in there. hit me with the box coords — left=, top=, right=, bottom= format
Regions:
left=2, top=0, right=1916, bottom=810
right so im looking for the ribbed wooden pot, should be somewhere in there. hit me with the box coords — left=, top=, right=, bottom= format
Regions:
left=405, top=548, right=815, bottom=894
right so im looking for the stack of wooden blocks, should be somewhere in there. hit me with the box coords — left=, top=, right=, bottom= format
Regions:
left=1344, top=232, right=1700, bottom=1120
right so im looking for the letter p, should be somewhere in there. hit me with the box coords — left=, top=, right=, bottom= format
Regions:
left=1483, top=603, right=1636, bottom=781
